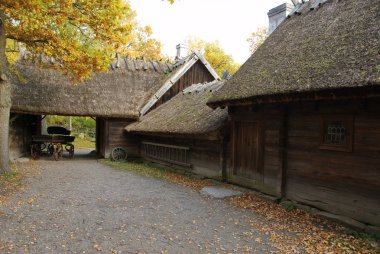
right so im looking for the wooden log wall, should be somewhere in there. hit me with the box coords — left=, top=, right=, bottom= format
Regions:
left=97, top=118, right=139, bottom=159
left=138, top=135, right=222, bottom=179
left=96, top=118, right=107, bottom=158
left=228, top=106, right=283, bottom=196
left=285, top=98, right=380, bottom=226
left=150, top=61, right=215, bottom=111
left=9, top=114, right=39, bottom=160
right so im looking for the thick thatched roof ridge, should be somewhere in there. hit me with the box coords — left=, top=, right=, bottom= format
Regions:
left=126, top=80, right=227, bottom=138
left=11, top=51, right=216, bottom=118
left=208, top=0, right=380, bottom=106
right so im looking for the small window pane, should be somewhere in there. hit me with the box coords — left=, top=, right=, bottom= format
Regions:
left=325, top=122, right=346, bottom=144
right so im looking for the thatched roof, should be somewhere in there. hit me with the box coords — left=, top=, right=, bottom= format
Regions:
left=208, top=0, right=380, bottom=107
left=11, top=51, right=218, bottom=118
left=126, top=80, right=228, bottom=139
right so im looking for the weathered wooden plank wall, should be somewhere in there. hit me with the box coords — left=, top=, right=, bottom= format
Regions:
left=138, top=135, right=222, bottom=179
left=96, top=118, right=107, bottom=158
left=150, top=61, right=215, bottom=111
left=97, top=118, right=138, bottom=159
left=9, top=114, right=39, bottom=160
left=285, top=98, right=380, bottom=226
left=228, top=107, right=283, bottom=196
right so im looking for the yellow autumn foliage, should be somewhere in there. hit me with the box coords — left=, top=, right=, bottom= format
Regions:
left=186, top=37, right=240, bottom=77
left=0, top=0, right=165, bottom=80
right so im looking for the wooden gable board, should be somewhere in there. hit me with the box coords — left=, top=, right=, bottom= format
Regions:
left=139, top=56, right=198, bottom=116
left=139, top=52, right=220, bottom=116
left=194, top=51, right=220, bottom=81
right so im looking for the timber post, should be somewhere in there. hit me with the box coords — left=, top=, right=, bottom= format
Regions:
left=0, top=11, right=11, bottom=172
left=279, top=106, right=288, bottom=198
left=220, top=137, right=228, bottom=182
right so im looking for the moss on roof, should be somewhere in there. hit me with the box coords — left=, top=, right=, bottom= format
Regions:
left=126, top=81, right=228, bottom=137
left=11, top=52, right=209, bottom=118
left=12, top=60, right=165, bottom=118
left=208, top=0, right=380, bottom=106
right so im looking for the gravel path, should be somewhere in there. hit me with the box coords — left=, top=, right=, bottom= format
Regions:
left=0, top=152, right=277, bottom=253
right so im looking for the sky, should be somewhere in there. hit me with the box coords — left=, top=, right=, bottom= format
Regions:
left=129, top=0, right=291, bottom=64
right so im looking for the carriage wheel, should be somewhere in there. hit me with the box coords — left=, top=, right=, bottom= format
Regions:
left=65, top=144, right=75, bottom=159
left=30, top=144, right=41, bottom=160
left=53, top=143, right=63, bottom=161
left=40, top=143, right=47, bottom=151
left=47, top=144, right=54, bottom=156
left=111, top=147, right=127, bottom=161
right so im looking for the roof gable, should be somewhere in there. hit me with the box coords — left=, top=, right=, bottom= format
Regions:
left=127, top=80, right=227, bottom=138
left=11, top=51, right=219, bottom=118
left=139, top=50, right=220, bottom=116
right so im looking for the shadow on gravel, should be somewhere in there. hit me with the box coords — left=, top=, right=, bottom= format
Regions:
left=32, top=148, right=98, bottom=161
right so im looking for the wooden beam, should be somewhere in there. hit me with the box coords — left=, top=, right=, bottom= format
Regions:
left=142, top=141, right=190, bottom=150
left=208, top=87, right=380, bottom=109
left=220, top=138, right=228, bottom=182
left=280, top=107, right=288, bottom=198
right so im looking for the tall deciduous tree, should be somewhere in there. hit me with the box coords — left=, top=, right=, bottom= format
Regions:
left=0, top=11, right=11, bottom=172
left=247, top=26, right=269, bottom=54
left=123, top=12, right=162, bottom=60
left=0, top=0, right=165, bottom=172
left=186, top=37, right=240, bottom=77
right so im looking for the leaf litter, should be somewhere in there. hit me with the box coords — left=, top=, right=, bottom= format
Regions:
left=229, top=194, right=379, bottom=254
left=104, top=159, right=379, bottom=254
left=1, top=159, right=378, bottom=253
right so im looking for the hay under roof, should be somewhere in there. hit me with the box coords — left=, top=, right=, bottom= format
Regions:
left=208, top=0, right=380, bottom=107
left=11, top=51, right=214, bottom=118
left=126, top=80, right=228, bottom=138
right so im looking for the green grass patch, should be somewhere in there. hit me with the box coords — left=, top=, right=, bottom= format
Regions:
left=0, top=172, right=18, bottom=179
left=281, top=201, right=297, bottom=212
left=99, top=159, right=214, bottom=190
left=72, top=138, right=95, bottom=149
left=343, top=229, right=380, bottom=242
left=100, top=159, right=171, bottom=179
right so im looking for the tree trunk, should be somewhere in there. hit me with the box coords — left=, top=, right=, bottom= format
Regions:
left=0, top=84, right=11, bottom=172
left=0, top=11, right=11, bottom=173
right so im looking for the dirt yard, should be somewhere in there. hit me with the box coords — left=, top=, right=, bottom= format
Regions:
left=0, top=153, right=377, bottom=254
left=0, top=155, right=277, bottom=253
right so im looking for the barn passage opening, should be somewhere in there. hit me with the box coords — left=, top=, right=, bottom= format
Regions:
left=34, top=115, right=97, bottom=160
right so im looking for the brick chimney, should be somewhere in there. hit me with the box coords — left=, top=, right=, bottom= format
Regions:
left=267, top=3, right=294, bottom=35
left=175, top=43, right=188, bottom=60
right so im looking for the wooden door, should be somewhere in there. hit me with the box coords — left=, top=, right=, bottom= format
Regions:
left=233, top=121, right=262, bottom=181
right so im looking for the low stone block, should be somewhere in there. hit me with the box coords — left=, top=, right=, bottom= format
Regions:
left=14, top=157, right=30, bottom=163
left=200, top=186, right=242, bottom=199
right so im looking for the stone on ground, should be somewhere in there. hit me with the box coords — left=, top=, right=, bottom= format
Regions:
left=14, top=157, right=30, bottom=163
left=200, top=186, right=242, bottom=199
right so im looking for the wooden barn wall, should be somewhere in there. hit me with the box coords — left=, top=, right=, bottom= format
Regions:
left=285, top=98, right=380, bottom=226
left=97, top=118, right=138, bottom=159
left=150, top=61, right=215, bottom=111
left=228, top=106, right=284, bottom=196
left=9, top=114, right=39, bottom=160
left=96, top=118, right=107, bottom=158
left=138, top=135, right=222, bottom=179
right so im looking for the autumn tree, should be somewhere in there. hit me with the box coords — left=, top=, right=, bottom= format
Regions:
left=126, top=25, right=162, bottom=60
left=186, top=37, right=240, bottom=77
left=247, top=26, right=269, bottom=54
left=0, top=0, right=166, bottom=172
left=122, top=9, right=162, bottom=60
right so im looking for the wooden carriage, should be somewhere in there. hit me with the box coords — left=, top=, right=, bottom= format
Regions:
left=31, top=126, right=75, bottom=160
